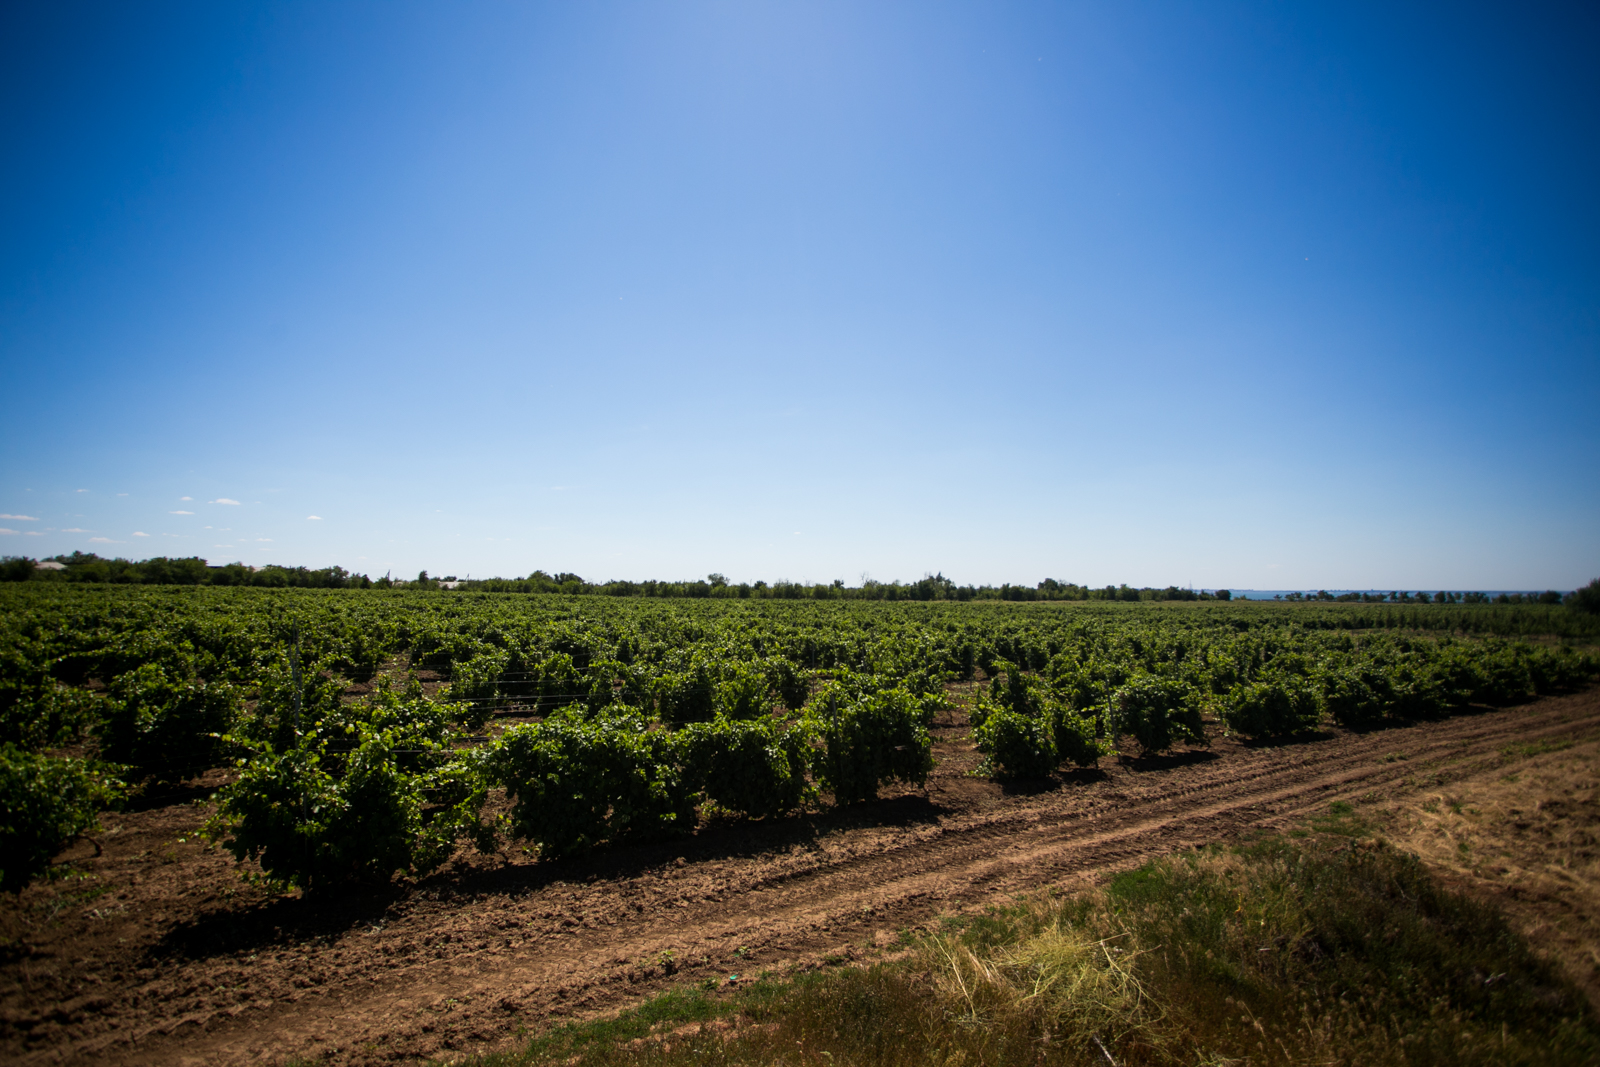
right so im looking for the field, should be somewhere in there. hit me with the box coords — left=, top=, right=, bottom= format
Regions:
left=2, top=587, right=1598, bottom=1064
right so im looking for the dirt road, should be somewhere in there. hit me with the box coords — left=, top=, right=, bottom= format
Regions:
left=5, top=690, right=1598, bottom=1066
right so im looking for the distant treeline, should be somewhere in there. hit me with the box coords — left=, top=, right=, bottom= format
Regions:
left=3, top=553, right=1595, bottom=613
left=1, top=553, right=369, bottom=589
left=457, top=572, right=1233, bottom=602
left=1275, top=589, right=1569, bottom=605
left=3, top=557, right=1211, bottom=600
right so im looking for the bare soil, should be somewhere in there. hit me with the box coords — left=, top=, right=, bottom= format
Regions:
left=4, top=689, right=1599, bottom=1067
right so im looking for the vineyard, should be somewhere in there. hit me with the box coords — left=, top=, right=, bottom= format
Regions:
left=3, top=584, right=1597, bottom=896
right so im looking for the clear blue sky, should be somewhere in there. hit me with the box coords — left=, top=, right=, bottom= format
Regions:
left=2, top=1, right=1596, bottom=589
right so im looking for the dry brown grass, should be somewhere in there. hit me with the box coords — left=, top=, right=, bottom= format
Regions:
left=1378, top=728, right=1600, bottom=1006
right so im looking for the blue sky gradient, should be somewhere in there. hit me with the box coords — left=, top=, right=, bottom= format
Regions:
left=2, top=1, right=1596, bottom=588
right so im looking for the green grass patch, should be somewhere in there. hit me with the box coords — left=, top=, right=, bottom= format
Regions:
left=1500, top=738, right=1574, bottom=760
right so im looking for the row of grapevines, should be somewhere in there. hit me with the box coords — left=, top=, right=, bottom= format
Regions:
left=1, top=584, right=1595, bottom=889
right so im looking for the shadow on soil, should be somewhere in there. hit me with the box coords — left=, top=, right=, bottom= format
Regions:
left=149, top=790, right=950, bottom=964
left=1122, top=749, right=1220, bottom=773
left=121, top=779, right=221, bottom=813
left=1238, top=730, right=1339, bottom=749
left=995, top=766, right=1111, bottom=796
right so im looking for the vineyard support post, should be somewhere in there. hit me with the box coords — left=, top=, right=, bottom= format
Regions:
left=292, top=625, right=302, bottom=740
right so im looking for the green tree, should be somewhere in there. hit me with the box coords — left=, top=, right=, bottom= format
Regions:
left=1566, top=578, right=1600, bottom=614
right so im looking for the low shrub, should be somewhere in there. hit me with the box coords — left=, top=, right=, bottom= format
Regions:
left=0, top=679, right=97, bottom=750
left=1222, top=676, right=1322, bottom=737
left=446, top=648, right=511, bottom=725
left=1047, top=703, right=1107, bottom=767
left=0, top=744, right=122, bottom=893
left=766, top=656, right=812, bottom=710
left=1387, top=658, right=1452, bottom=719
left=530, top=651, right=587, bottom=713
left=713, top=664, right=772, bottom=720
left=1470, top=645, right=1536, bottom=705
left=238, top=652, right=347, bottom=753
left=988, top=661, right=1049, bottom=717
left=205, top=687, right=491, bottom=891
left=98, top=663, right=239, bottom=779
left=655, top=660, right=716, bottom=726
left=1526, top=644, right=1595, bottom=694
left=972, top=707, right=1056, bottom=779
left=1319, top=663, right=1395, bottom=727
left=971, top=684, right=1106, bottom=775
left=806, top=683, right=933, bottom=803
left=1109, top=675, right=1205, bottom=754
left=487, top=708, right=693, bottom=858
left=678, top=715, right=813, bottom=818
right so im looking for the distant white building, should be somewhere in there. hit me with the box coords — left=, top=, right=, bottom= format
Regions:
left=35, top=560, right=66, bottom=571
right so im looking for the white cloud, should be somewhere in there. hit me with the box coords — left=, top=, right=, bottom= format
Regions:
left=89, top=536, right=118, bottom=543
left=0, top=528, right=16, bottom=535
left=180, top=496, right=193, bottom=501
left=133, top=531, right=150, bottom=538
left=62, top=527, right=87, bottom=533
left=76, top=489, right=88, bottom=493
left=24, top=531, right=42, bottom=537
left=211, top=498, right=241, bottom=506
left=117, top=493, right=128, bottom=497
left=306, top=515, right=323, bottom=520
left=170, top=510, right=194, bottom=515
left=256, top=538, right=273, bottom=542
left=0, top=514, right=38, bottom=521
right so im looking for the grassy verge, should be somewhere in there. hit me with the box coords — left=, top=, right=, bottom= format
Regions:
left=459, top=809, right=1598, bottom=1066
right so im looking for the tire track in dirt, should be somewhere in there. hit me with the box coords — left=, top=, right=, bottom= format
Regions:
left=12, top=691, right=1600, bottom=1067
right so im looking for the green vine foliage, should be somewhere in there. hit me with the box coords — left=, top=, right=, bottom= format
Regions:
left=1318, top=664, right=1395, bottom=728
left=766, top=656, right=812, bottom=710
left=805, top=683, right=933, bottom=804
left=486, top=707, right=694, bottom=859
left=238, top=651, right=346, bottom=754
left=1222, top=675, right=1322, bottom=738
left=532, top=652, right=587, bottom=713
left=205, top=683, right=491, bottom=892
left=678, top=715, right=813, bottom=819
left=0, top=744, right=122, bottom=893
left=655, top=659, right=717, bottom=727
left=971, top=669, right=1108, bottom=774
left=98, top=663, right=239, bottom=780
left=1, top=677, right=97, bottom=750
left=1049, top=703, right=1108, bottom=767
left=4, top=585, right=1599, bottom=891
left=713, top=663, right=772, bottom=720
left=443, top=647, right=510, bottom=727
left=1111, top=675, right=1206, bottom=755
left=972, top=707, right=1056, bottom=779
